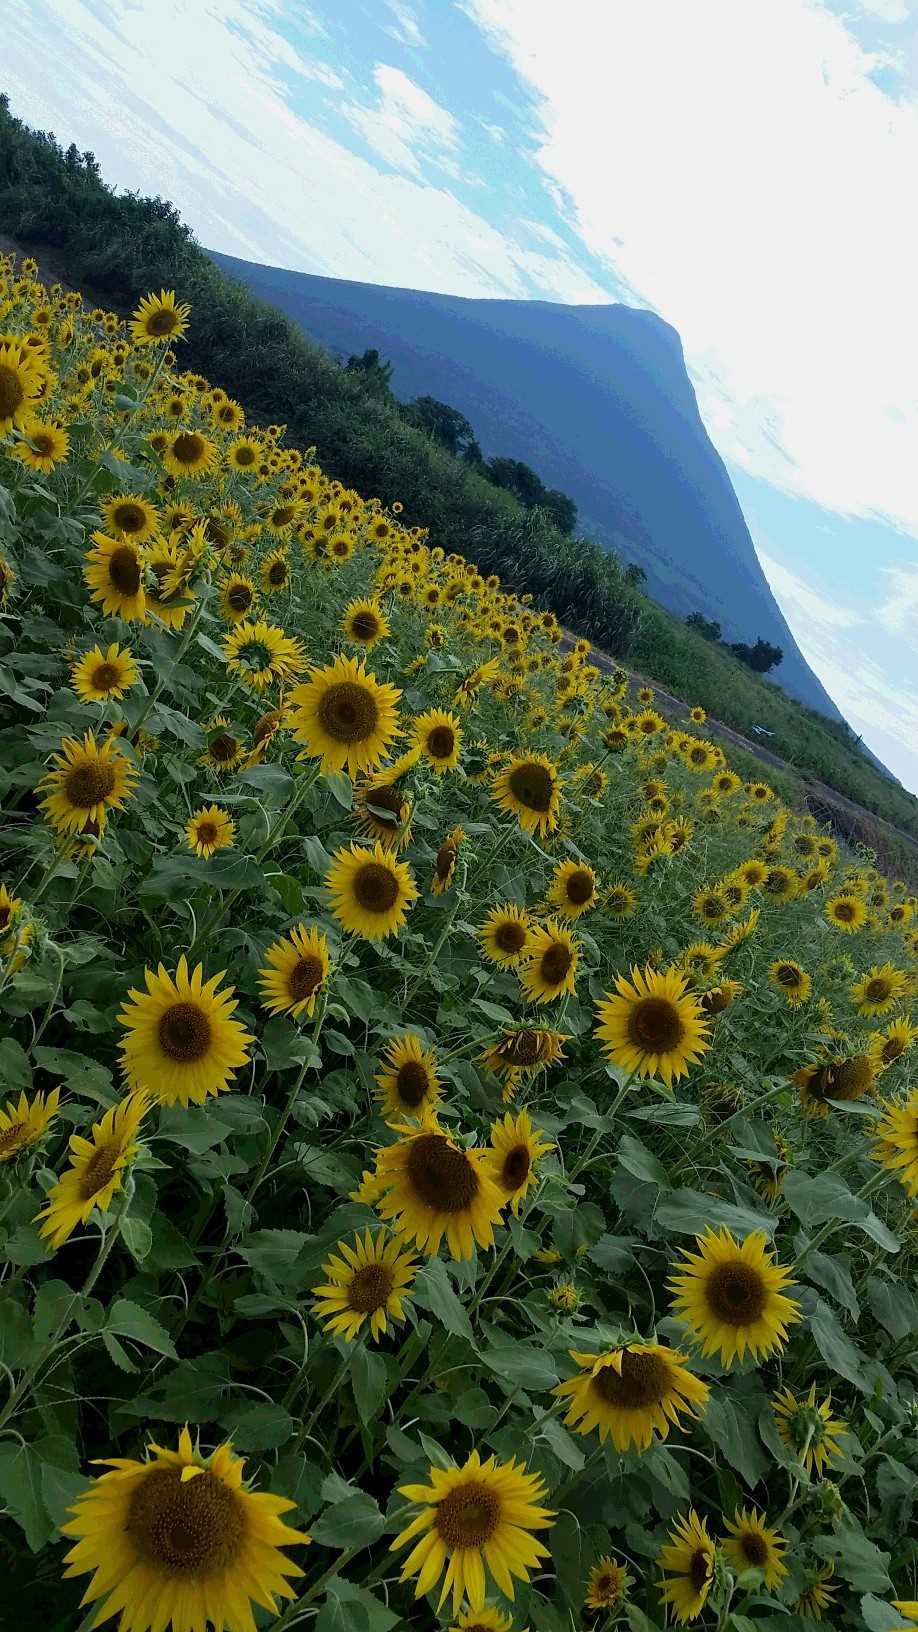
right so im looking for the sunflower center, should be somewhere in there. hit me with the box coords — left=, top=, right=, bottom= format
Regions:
left=145, top=307, right=179, bottom=338
left=501, top=1143, right=531, bottom=1190
left=347, top=1262, right=395, bottom=1313
left=272, top=506, right=296, bottom=527
left=209, top=733, right=238, bottom=763
left=112, top=502, right=147, bottom=534
left=739, top=1531, right=768, bottom=1567
left=495, top=919, right=527, bottom=954
left=882, top=1036, right=905, bottom=1063
left=0, top=363, right=25, bottom=419
left=158, top=1002, right=212, bottom=1064
left=540, top=943, right=572, bottom=984
left=32, top=431, right=55, bottom=455
left=427, top=725, right=455, bottom=760
left=406, top=1133, right=479, bottom=1212
left=353, top=862, right=400, bottom=913
left=126, top=1467, right=245, bottom=1576
left=350, top=611, right=379, bottom=641
left=64, top=760, right=118, bottom=809
left=592, top=1349, right=669, bottom=1408
left=227, top=584, right=252, bottom=612
left=77, top=1141, right=120, bottom=1201
left=435, top=842, right=457, bottom=880
left=108, top=545, right=142, bottom=596
left=775, top=964, right=800, bottom=987
left=501, top=1029, right=543, bottom=1066
left=0, top=905, right=11, bottom=928
left=689, top=1548, right=713, bottom=1593
left=565, top=869, right=594, bottom=905
left=831, top=1056, right=872, bottom=1099
left=507, top=762, right=553, bottom=812
left=865, top=978, right=890, bottom=1002
left=834, top=902, right=855, bottom=922
left=0, top=1122, right=28, bottom=1156
left=195, top=821, right=218, bottom=847
left=627, top=996, right=685, bottom=1053
left=267, top=560, right=287, bottom=585
left=705, top=1262, right=766, bottom=1325
left=234, top=444, right=256, bottom=466
left=172, top=431, right=205, bottom=465
left=287, top=955, right=325, bottom=1001
left=702, top=987, right=731, bottom=1015
left=434, top=1481, right=500, bottom=1549
left=396, top=1060, right=430, bottom=1108
left=318, top=680, right=379, bottom=744
left=90, top=662, right=120, bottom=692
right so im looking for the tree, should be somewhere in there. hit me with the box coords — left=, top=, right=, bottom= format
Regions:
left=401, top=395, right=479, bottom=460
left=624, top=562, right=647, bottom=587
left=344, top=348, right=393, bottom=401
left=686, top=611, right=722, bottom=641
left=729, top=637, right=784, bottom=674
left=543, top=488, right=578, bottom=536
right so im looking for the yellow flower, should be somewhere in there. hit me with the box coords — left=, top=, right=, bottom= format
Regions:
left=36, top=1094, right=150, bottom=1249
left=260, top=547, right=290, bottom=593
left=554, top=1343, right=709, bottom=1452
left=0, top=881, right=22, bottom=939
left=668, top=1227, right=801, bottom=1364
left=485, top=1109, right=553, bottom=1214
left=38, top=730, right=139, bottom=836
left=722, top=1509, right=787, bottom=1590
left=311, top=1228, right=417, bottom=1341
left=129, top=288, right=191, bottom=345
left=61, top=1426, right=309, bottom=1631
left=375, top=1032, right=442, bottom=1122
left=519, top=919, right=579, bottom=1004
left=773, top=1384, right=846, bottom=1475
left=657, top=1509, right=716, bottom=1624
left=219, top=573, right=259, bottom=624
left=547, top=858, right=599, bottom=918
left=414, top=708, right=462, bottom=773
left=258, top=923, right=330, bottom=1020
left=872, top=1092, right=918, bottom=1196
left=431, top=825, right=465, bottom=895
left=490, top=752, right=562, bottom=837
left=222, top=618, right=305, bottom=691
left=185, top=804, right=235, bottom=859
left=366, top=1117, right=506, bottom=1259
left=288, top=653, right=402, bottom=776
left=83, top=531, right=147, bottom=621
left=594, top=964, right=710, bottom=1087
left=0, top=341, right=45, bottom=433
left=342, top=596, right=390, bottom=649
left=118, top=956, right=253, bottom=1106
left=794, top=1564, right=837, bottom=1620
left=100, top=493, right=160, bottom=542
left=70, top=642, right=139, bottom=704
left=851, top=962, right=908, bottom=1017
left=0, top=1087, right=60, bottom=1164
left=14, top=418, right=70, bottom=472
left=825, top=892, right=867, bottom=932
left=767, top=958, right=812, bottom=1008
left=585, top=1555, right=629, bottom=1610
left=163, top=427, right=218, bottom=479
left=478, top=903, right=531, bottom=966
left=325, top=841, right=417, bottom=940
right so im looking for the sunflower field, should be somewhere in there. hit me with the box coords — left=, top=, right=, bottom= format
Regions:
left=0, top=255, right=917, bottom=1632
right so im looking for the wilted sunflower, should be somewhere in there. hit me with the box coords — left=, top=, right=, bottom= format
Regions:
left=773, top=1384, right=846, bottom=1475
left=163, top=427, right=218, bottom=479
left=585, top=1555, right=629, bottom=1611
left=353, top=754, right=417, bottom=851
left=794, top=1053, right=874, bottom=1118
left=38, top=730, right=139, bottom=836
left=311, top=1228, right=417, bottom=1341
left=548, top=858, right=599, bottom=919
left=519, top=919, right=579, bottom=1004
left=223, top=619, right=305, bottom=692
left=872, top=1093, right=918, bottom=1196
left=259, top=923, right=330, bottom=1020
left=201, top=716, right=245, bottom=774
left=185, top=803, right=235, bottom=859
left=554, top=1343, right=709, bottom=1453
left=485, top=1109, right=553, bottom=1214
left=767, top=958, right=812, bottom=1008
left=669, top=1227, right=800, bottom=1364
left=36, top=1093, right=150, bottom=1249
left=326, top=841, right=417, bottom=940
left=0, top=1087, right=60, bottom=1164
left=144, top=540, right=195, bottom=630
left=368, top=1118, right=505, bottom=1259
left=288, top=653, right=401, bottom=776
left=481, top=1028, right=569, bottom=1098
left=119, top=956, right=253, bottom=1107
left=722, top=1510, right=786, bottom=1590
left=851, top=962, right=908, bottom=1017
left=657, top=1510, right=716, bottom=1625
left=391, top=1449, right=554, bottom=1613
left=478, top=902, right=532, bottom=966
left=825, top=892, right=867, bottom=932
left=61, top=1426, right=309, bottom=1632
left=606, top=881, right=637, bottom=918
left=375, top=1033, right=442, bottom=1122
left=491, top=752, right=562, bottom=837
left=414, top=707, right=463, bottom=774
left=595, top=964, right=710, bottom=1086
left=699, top=979, right=743, bottom=1016
left=129, top=287, right=191, bottom=344
left=341, top=595, right=390, bottom=650
left=83, top=531, right=147, bottom=621
left=432, top=826, right=465, bottom=895
left=219, top=573, right=258, bottom=625
left=70, top=642, right=139, bottom=704
left=100, top=493, right=160, bottom=542
left=794, top=1565, right=837, bottom=1620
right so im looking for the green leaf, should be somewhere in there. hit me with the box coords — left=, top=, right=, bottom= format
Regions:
left=783, top=1170, right=867, bottom=1228
left=813, top=1521, right=890, bottom=1592
left=808, top=1298, right=868, bottom=1392
left=653, top=1188, right=776, bottom=1238
left=627, top=1100, right=700, bottom=1128
left=322, top=1576, right=399, bottom=1632
left=617, top=1133, right=669, bottom=1187
left=0, top=1038, right=31, bottom=1089
left=866, top=1275, right=918, bottom=1340
left=238, top=1229, right=309, bottom=1280
left=861, top=1596, right=908, bottom=1632
left=5, top=1223, right=51, bottom=1267
left=589, top=1233, right=638, bottom=1273
left=805, top=1250, right=859, bottom=1318
left=480, top=1341, right=559, bottom=1391
left=120, top=1214, right=153, bottom=1262
left=227, top=1402, right=295, bottom=1452
left=102, top=1331, right=139, bottom=1373
left=323, top=771, right=354, bottom=809
left=317, top=1590, right=370, bottom=1632
left=310, top=1493, right=386, bottom=1549
left=107, top=1298, right=177, bottom=1359
left=702, top=1394, right=771, bottom=1488
left=350, top=1347, right=388, bottom=1426
left=413, top=1258, right=474, bottom=1344
left=0, top=1443, right=52, bottom=1551
left=540, top=1415, right=585, bottom=1471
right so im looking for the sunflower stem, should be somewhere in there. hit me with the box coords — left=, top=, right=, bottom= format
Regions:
left=401, top=872, right=465, bottom=1010
left=130, top=582, right=210, bottom=743
left=246, top=1000, right=328, bottom=1212
left=274, top=1543, right=367, bottom=1626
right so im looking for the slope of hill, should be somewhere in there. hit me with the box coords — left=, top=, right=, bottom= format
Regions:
left=210, top=251, right=842, bottom=723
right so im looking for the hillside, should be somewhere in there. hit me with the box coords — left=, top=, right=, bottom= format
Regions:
left=210, top=251, right=842, bottom=722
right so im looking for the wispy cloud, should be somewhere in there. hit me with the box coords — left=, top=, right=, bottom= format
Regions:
left=385, top=0, right=426, bottom=48
left=342, top=63, right=459, bottom=178
left=876, top=561, right=918, bottom=632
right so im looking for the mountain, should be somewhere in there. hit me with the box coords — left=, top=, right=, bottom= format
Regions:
left=210, top=250, right=842, bottom=721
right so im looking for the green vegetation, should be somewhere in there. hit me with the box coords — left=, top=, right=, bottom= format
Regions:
left=0, top=92, right=915, bottom=845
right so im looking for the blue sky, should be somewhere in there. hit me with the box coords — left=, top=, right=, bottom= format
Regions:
left=6, top=0, right=918, bottom=791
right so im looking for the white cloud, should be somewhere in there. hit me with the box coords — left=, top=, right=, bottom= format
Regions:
left=876, top=561, right=918, bottom=631
left=857, top=0, right=909, bottom=21
left=465, top=0, right=918, bottom=537
left=343, top=63, right=459, bottom=178
left=757, top=552, right=863, bottom=631
left=385, top=0, right=426, bottom=47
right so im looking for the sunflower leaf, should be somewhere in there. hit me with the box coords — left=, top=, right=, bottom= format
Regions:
left=106, top=1298, right=177, bottom=1359
left=413, top=1257, right=475, bottom=1344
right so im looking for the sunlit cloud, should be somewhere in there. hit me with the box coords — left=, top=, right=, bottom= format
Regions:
left=342, top=63, right=459, bottom=179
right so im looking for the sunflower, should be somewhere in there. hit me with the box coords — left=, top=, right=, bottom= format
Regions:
left=61, top=1425, right=309, bottom=1632
left=594, top=965, right=710, bottom=1087
left=340, top=595, right=390, bottom=650
left=407, top=708, right=462, bottom=776
left=485, top=1109, right=553, bottom=1214
left=0, top=341, right=45, bottom=433
left=794, top=1053, right=874, bottom=1118
left=722, top=1509, right=786, bottom=1590
left=391, top=1449, right=554, bottom=1613
left=222, top=619, right=305, bottom=691
left=794, top=1565, right=837, bottom=1620
left=767, top=958, right=812, bottom=1008
left=70, top=642, right=139, bottom=704
left=894, top=1608, right=918, bottom=1630
left=0, top=1087, right=60, bottom=1164
left=227, top=435, right=262, bottom=471
left=448, top=1611, right=517, bottom=1632
left=478, top=903, right=532, bottom=967
left=699, top=979, right=743, bottom=1016
left=825, top=893, right=867, bottom=932
left=657, top=1510, right=716, bottom=1625
left=311, top=1228, right=417, bottom=1341
left=219, top=573, right=259, bottom=624
left=118, top=956, right=253, bottom=1107
left=490, top=752, right=562, bottom=837
left=432, top=826, right=465, bottom=895
left=851, top=962, right=908, bottom=1017
left=585, top=1555, right=629, bottom=1611
left=36, top=1093, right=150, bottom=1249
left=367, top=1118, right=506, bottom=1259
left=375, top=1032, right=442, bottom=1122
left=548, top=858, right=599, bottom=919
left=201, top=716, right=245, bottom=774
left=185, top=804, right=236, bottom=859
left=519, top=919, right=579, bottom=1004
left=260, top=548, right=290, bottom=594
left=0, top=881, right=22, bottom=938
left=142, top=540, right=195, bottom=630
left=288, top=653, right=401, bottom=776
left=100, top=493, right=160, bottom=542
left=693, top=886, right=731, bottom=926
left=871, top=1017, right=918, bottom=1068
left=353, top=755, right=417, bottom=851
left=258, top=924, right=330, bottom=1021
left=554, top=1343, right=709, bottom=1452
left=129, top=288, right=191, bottom=345
left=163, top=428, right=218, bottom=480
left=668, top=1227, right=801, bottom=1364
left=83, top=531, right=147, bottom=621
left=872, top=1093, right=918, bottom=1196
left=773, top=1384, right=846, bottom=1475
left=15, top=418, right=70, bottom=472
left=325, top=841, right=417, bottom=940
left=38, top=730, right=139, bottom=836
left=606, top=881, right=637, bottom=918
